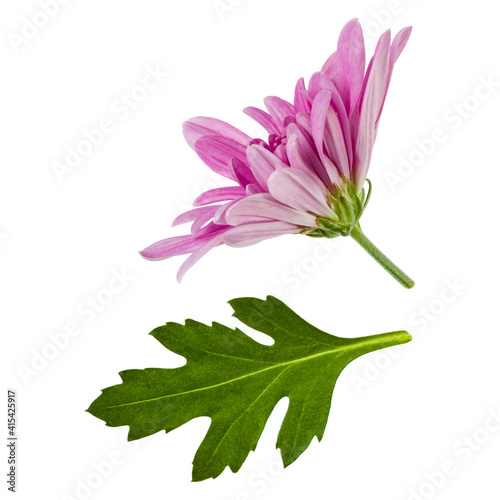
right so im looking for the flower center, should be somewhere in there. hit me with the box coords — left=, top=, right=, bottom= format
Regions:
left=268, top=134, right=287, bottom=151
left=249, top=135, right=288, bottom=153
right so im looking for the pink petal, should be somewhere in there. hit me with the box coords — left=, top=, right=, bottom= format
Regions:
left=229, top=157, right=257, bottom=188
left=286, top=123, right=331, bottom=188
left=243, top=107, right=280, bottom=135
left=246, top=144, right=288, bottom=190
left=183, top=116, right=250, bottom=150
left=193, top=186, right=246, bottom=206
left=190, top=206, right=219, bottom=234
left=194, top=135, right=248, bottom=179
left=310, top=90, right=343, bottom=186
left=376, top=26, right=412, bottom=124
left=389, top=27, right=412, bottom=78
left=324, top=107, right=351, bottom=177
left=264, top=96, right=295, bottom=129
left=294, top=78, right=311, bottom=114
left=222, top=221, right=301, bottom=248
left=172, top=206, right=216, bottom=227
left=268, top=168, right=332, bottom=216
left=213, top=199, right=239, bottom=225
left=246, top=183, right=264, bottom=195
left=283, top=115, right=296, bottom=128
left=194, top=221, right=227, bottom=237
left=355, top=30, right=391, bottom=187
left=140, top=233, right=212, bottom=261
left=321, top=51, right=338, bottom=80
left=295, top=111, right=313, bottom=136
left=307, top=72, right=353, bottom=165
left=225, top=193, right=316, bottom=227
left=331, top=19, right=366, bottom=115
left=273, top=143, right=289, bottom=164
left=176, top=233, right=224, bottom=283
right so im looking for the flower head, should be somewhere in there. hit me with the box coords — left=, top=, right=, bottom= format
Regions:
left=141, top=19, right=413, bottom=286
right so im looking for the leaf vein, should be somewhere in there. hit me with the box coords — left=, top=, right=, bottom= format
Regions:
left=206, top=366, right=291, bottom=465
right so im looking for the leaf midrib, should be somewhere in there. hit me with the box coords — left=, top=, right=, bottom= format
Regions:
left=102, top=335, right=388, bottom=410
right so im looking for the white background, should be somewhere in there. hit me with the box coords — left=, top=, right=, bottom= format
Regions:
left=2, top=0, right=500, bottom=499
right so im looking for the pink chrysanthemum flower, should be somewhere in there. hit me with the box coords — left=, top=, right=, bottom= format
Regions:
left=141, top=19, right=414, bottom=287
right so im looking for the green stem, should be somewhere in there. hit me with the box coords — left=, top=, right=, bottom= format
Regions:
left=350, top=225, right=415, bottom=289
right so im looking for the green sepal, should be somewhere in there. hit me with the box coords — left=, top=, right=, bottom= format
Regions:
left=307, top=178, right=372, bottom=239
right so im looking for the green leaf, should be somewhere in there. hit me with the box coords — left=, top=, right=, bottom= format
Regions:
left=87, top=296, right=411, bottom=481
